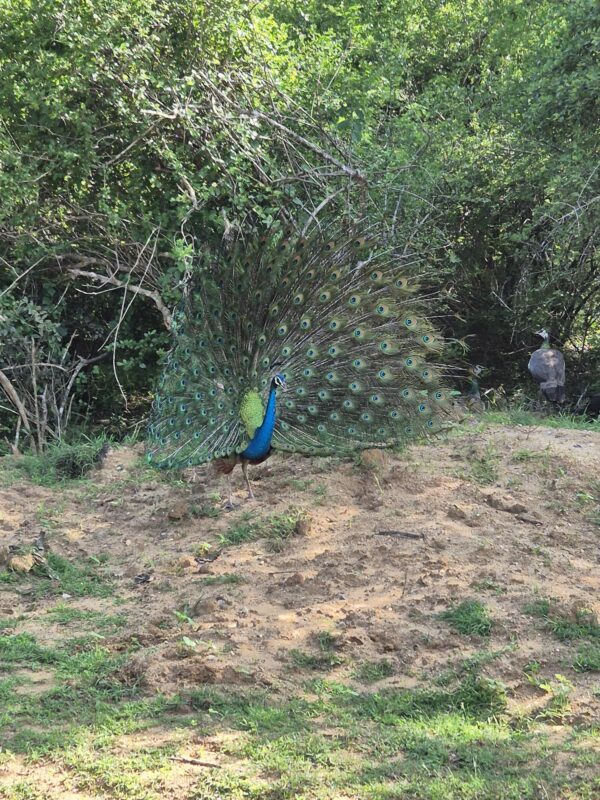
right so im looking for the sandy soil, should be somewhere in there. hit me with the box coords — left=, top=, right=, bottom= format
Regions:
left=1, top=423, right=598, bottom=726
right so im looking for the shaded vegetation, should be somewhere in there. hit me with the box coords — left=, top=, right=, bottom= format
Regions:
left=1, top=0, right=598, bottom=446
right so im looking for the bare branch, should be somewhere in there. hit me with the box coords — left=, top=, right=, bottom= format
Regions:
left=0, top=369, right=32, bottom=434
left=64, top=267, right=172, bottom=329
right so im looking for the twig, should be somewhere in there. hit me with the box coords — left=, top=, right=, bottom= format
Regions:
left=64, top=266, right=172, bottom=329
left=0, top=369, right=32, bottom=434
left=104, top=122, right=160, bottom=167
left=168, top=756, right=221, bottom=769
left=376, top=531, right=424, bottom=540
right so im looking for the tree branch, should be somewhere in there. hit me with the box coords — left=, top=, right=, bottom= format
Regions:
left=64, top=267, right=172, bottom=329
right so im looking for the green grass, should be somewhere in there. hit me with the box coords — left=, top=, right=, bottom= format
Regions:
left=44, top=603, right=126, bottom=631
left=440, top=599, right=493, bottom=637
left=290, top=648, right=344, bottom=671
left=482, top=408, right=600, bottom=432
left=0, top=437, right=109, bottom=486
left=219, top=508, right=308, bottom=551
left=190, top=502, right=221, bottom=518
left=523, top=598, right=600, bottom=641
left=573, top=643, right=600, bottom=672
left=1, top=626, right=599, bottom=799
left=198, top=572, right=244, bottom=586
left=33, top=553, right=112, bottom=599
left=353, top=659, right=395, bottom=683
left=466, top=444, right=500, bottom=484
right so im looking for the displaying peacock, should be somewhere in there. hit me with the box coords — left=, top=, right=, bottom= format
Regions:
left=146, top=222, right=453, bottom=498
left=528, top=329, right=566, bottom=404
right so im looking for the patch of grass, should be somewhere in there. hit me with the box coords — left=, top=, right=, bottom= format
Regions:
left=0, top=633, right=61, bottom=668
left=573, top=643, right=600, bottom=673
left=472, top=579, right=507, bottom=595
left=483, top=408, right=600, bottom=432
left=190, top=502, right=220, bottom=518
left=353, top=659, right=395, bottom=683
left=290, top=648, right=344, bottom=671
left=199, top=572, right=243, bottom=586
left=524, top=665, right=575, bottom=722
left=523, top=598, right=600, bottom=641
left=265, top=508, right=309, bottom=552
left=219, top=508, right=308, bottom=551
left=288, top=478, right=313, bottom=491
left=467, top=444, right=500, bottom=484
left=3, top=645, right=599, bottom=800
left=45, top=604, right=126, bottom=631
left=32, top=553, right=112, bottom=599
left=440, top=599, right=493, bottom=637
left=512, top=448, right=551, bottom=463
left=2, top=437, right=109, bottom=485
left=0, top=617, right=20, bottom=631
left=433, top=647, right=514, bottom=687
left=219, top=512, right=262, bottom=546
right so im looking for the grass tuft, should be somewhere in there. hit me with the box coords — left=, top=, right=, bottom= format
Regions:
left=440, top=599, right=493, bottom=637
left=573, top=643, right=600, bottom=673
left=2, top=437, right=109, bottom=485
left=523, top=598, right=600, bottom=641
left=353, top=659, right=395, bottom=683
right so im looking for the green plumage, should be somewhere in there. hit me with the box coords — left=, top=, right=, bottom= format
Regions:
left=147, top=221, right=452, bottom=469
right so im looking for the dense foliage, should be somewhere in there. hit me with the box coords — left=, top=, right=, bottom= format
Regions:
left=1, top=0, right=598, bottom=446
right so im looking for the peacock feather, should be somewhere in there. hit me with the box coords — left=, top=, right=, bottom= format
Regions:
left=147, top=222, right=453, bottom=471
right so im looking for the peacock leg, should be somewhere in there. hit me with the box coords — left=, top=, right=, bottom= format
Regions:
left=223, top=472, right=238, bottom=511
left=241, top=461, right=255, bottom=500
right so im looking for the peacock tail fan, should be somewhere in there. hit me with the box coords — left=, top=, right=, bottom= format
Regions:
left=146, top=220, right=454, bottom=469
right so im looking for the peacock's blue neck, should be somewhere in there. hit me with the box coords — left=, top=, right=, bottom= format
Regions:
left=241, top=384, right=278, bottom=460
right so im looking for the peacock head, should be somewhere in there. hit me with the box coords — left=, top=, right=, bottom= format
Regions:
left=535, top=328, right=549, bottom=340
left=273, top=372, right=288, bottom=392
left=471, top=364, right=485, bottom=377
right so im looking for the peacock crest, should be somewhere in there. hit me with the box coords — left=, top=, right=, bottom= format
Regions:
left=147, top=222, right=453, bottom=470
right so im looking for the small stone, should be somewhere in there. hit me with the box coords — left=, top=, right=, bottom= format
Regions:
left=191, top=598, right=218, bottom=616
left=295, top=517, right=312, bottom=537
left=447, top=504, right=468, bottom=520
left=168, top=502, right=189, bottom=521
left=283, top=572, right=305, bottom=587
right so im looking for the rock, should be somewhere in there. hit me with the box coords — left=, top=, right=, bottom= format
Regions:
left=361, top=449, right=388, bottom=471
left=191, top=597, right=218, bottom=616
left=447, top=504, right=468, bottom=520
left=178, top=555, right=197, bottom=570
left=167, top=502, right=189, bottom=521
left=221, top=665, right=255, bottom=684
left=295, top=516, right=312, bottom=537
left=283, top=572, right=305, bottom=587
left=485, top=492, right=527, bottom=515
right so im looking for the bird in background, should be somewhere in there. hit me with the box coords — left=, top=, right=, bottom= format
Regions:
left=465, top=364, right=486, bottom=412
left=528, top=328, right=566, bottom=404
left=146, top=221, right=453, bottom=501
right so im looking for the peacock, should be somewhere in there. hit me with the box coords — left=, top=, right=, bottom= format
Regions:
left=465, top=364, right=485, bottom=412
left=528, top=329, right=566, bottom=404
left=146, top=222, right=453, bottom=500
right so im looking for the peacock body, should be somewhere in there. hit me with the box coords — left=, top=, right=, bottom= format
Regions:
left=146, top=223, right=452, bottom=488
